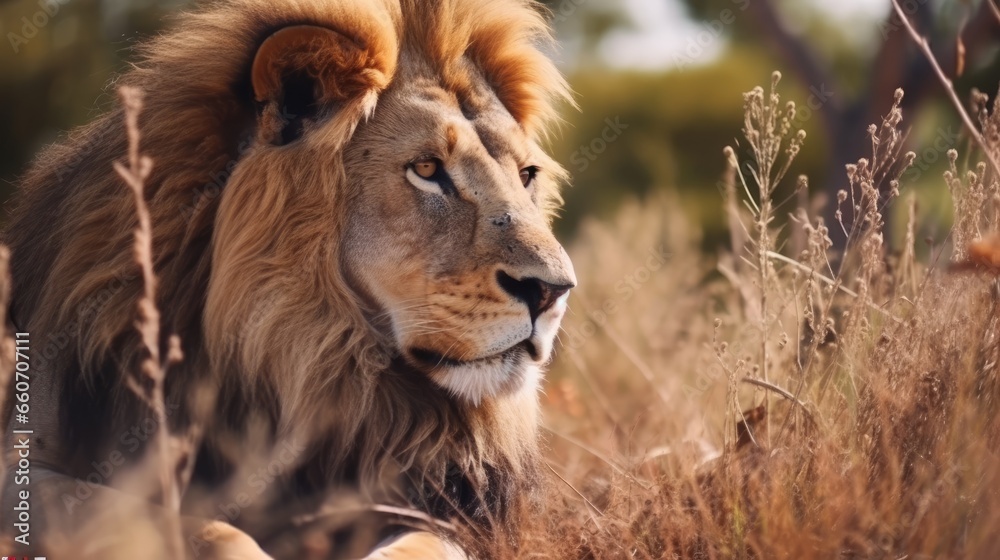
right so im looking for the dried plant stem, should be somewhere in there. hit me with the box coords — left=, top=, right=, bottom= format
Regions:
left=541, top=425, right=649, bottom=488
left=765, top=251, right=903, bottom=324
left=582, top=300, right=671, bottom=408
left=987, top=0, right=1000, bottom=26
left=294, top=504, right=458, bottom=532
left=545, top=462, right=606, bottom=529
left=890, top=0, right=1000, bottom=179
left=0, top=247, right=12, bottom=488
left=113, top=86, right=184, bottom=559
left=755, top=171, right=773, bottom=435
left=740, top=377, right=814, bottom=423
left=758, top=254, right=771, bottom=449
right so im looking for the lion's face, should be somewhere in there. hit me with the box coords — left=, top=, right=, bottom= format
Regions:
left=207, top=20, right=574, bottom=409
left=341, top=77, right=576, bottom=403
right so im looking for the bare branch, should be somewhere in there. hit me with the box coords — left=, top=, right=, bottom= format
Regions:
left=890, top=0, right=1000, bottom=180
left=740, top=377, right=815, bottom=424
left=115, top=86, right=185, bottom=559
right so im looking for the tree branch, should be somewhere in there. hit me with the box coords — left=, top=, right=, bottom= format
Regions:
left=890, top=0, right=1000, bottom=179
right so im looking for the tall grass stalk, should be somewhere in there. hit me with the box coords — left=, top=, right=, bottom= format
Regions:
left=113, top=86, right=186, bottom=560
left=537, top=74, right=1000, bottom=558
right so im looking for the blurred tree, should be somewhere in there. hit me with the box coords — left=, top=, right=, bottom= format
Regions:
left=3, top=0, right=998, bottom=249
left=0, top=0, right=184, bottom=210
left=548, top=52, right=829, bottom=242
left=711, top=0, right=1000, bottom=247
left=580, top=0, right=1000, bottom=247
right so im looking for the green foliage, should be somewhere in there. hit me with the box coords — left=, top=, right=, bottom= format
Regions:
left=553, top=50, right=828, bottom=245
left=0, top=0, right=179, bottom=207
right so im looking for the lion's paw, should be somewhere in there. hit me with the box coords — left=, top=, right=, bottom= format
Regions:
left=363, top=531, right=470, bottom=560
left=190, top=520, right=273, bottom=560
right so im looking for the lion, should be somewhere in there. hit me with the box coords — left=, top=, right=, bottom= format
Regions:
left=1, top=0, right=575, bottom=558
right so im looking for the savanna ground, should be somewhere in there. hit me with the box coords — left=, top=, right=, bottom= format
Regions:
left=526, top=71, right=1000, bottom=558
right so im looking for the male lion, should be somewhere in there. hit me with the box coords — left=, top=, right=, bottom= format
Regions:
left=1, top=0, right=575, bottom=558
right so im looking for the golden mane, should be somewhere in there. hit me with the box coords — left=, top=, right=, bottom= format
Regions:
left=4, top=0, right=570, bottom=553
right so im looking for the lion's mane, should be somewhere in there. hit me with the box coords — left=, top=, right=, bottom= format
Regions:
left=4, top=0, right=569, bottom=550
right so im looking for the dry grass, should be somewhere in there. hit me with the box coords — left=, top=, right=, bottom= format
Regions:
left=15, top=76, right=1000, bottom=559
left=525, top=75, right=1000, bottom=559
left=6, top=46, right=1000, bottom=560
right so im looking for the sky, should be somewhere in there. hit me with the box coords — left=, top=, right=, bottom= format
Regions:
left=593, top=0, right=891, bottom=70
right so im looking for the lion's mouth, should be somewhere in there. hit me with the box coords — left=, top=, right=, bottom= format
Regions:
left=410, top=339, right=538, bottom=369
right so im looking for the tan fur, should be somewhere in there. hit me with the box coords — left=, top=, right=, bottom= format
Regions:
left=188, top=520, right=274, bottom=560
left=3, top=0, right=572, bottom=557
left=364, top=531, right=468, bottom=560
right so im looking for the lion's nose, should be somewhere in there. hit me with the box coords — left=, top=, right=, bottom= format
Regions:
left=496, top=271, right=573, bottom=321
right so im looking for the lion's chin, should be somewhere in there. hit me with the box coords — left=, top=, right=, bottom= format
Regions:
left=410, top=341, right=538, bottom=405
left=407, top=292, right=569, bottom=405
left=427, top=352, right=542, bottom=406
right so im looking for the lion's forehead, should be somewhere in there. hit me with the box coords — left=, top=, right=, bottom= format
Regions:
left=380, top=77, right=531, bottom=161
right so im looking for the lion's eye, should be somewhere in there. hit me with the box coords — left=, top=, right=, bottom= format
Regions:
left=406, top=157, right=453, bottom=195
left=519, top=166, right=539, bottom=188
left=414, top=159, right=438, bottom=178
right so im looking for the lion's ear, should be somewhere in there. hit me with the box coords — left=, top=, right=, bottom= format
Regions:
left=251, top=25, right=391, bottom=145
